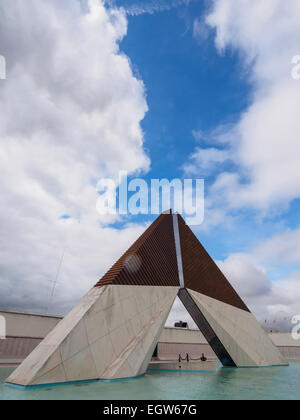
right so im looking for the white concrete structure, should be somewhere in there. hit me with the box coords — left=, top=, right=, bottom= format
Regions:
left=0, top=310, right=61, bottom=339
left=6, top=285, right=178, bottom=386
left=149, top=360, right=216, bottom=372
left=188, top=290, right=287, bottom=367
left=5, top=212, right=288, bottom=388
left=0, top=310, right=62, bottom=365
left=1, top=311, right=299, bottom=364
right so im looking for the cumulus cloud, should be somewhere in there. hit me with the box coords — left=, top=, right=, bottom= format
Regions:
left=188, top=0, right=300, bottom=213
left=114, top=0, right=195, bottom=16
left=253, top=227, right=300, bottom=265
left=166, top=249, right=300, bottom=332
left=167, top=247, right=300, bottom=332
left=216, top=252, right=300, bottom=332
left=0, top=0, right=150, bottom=314
left=196, top=0, right=300, bottom=327
left=183, top=146, right=230, bottom=176
left=167, top=229, right=300, bottom=332
left=167, top=226, right=300, bottom=332
left=193, top=16, right=210, bottom=42
left=217, top=254, right=271, bottom=298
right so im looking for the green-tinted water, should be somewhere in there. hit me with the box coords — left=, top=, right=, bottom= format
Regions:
left=1, top=363, right=299, bottom=400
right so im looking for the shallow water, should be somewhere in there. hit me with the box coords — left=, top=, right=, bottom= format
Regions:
left=1, top=363, right=300, bottom=400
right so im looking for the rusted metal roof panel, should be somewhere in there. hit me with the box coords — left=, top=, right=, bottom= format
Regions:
left=95, top=213, right=180, bottom=287
left=177, top=215, right=250, bottom=312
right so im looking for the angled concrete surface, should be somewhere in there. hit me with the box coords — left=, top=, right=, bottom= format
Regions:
left=187, top=289, right=287, bottom=367
left=5, top=212, right=288, bottom=387
left=6, top=285, right=179, bottom=386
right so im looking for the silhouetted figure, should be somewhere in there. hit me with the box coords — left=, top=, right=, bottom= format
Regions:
left=200, top=353, right=207, bottom=362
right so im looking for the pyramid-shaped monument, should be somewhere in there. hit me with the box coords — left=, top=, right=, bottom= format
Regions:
left=6, top=212, right=287, bottom=388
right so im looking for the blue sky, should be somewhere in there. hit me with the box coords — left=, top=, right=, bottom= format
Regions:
left=112, top=1, right=298, bottom=270
left=112, top=0, right=300, bottom=328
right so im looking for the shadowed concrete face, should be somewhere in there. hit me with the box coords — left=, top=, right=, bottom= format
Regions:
left=6, top=213, right=287, bottom=388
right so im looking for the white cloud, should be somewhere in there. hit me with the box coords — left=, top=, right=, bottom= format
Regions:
left=0, top=0, right=150, bottom=314
left=117, top=0, right=194, bottom=16
left=166, top=244, right=300, bottom=332
left=189, top=0, right=300, bottom=213
left=214, top=222, right=300, bottom=331
left=193, top=17, right=210, bottom=42
left=192, top=129, right=205, bottom=142
left=217, top=253, right=300, bottom=331
left=192, top=124, right=236, bottom=146
left=168, top=224, right=300, bottom=331
left=217, top=253, right=271, bottom=298
left=166, top=297, right=198, bottom=329
left=167, top=244, right=300, bottom=332
left=183, top=146, right=230, bottom=176
left=253, top=227, right=300, bottom=265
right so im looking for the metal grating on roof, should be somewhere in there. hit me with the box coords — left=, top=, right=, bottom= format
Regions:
left=96, top=211, right=250, bottom=311
left=95, top=213, right=180, bottom=287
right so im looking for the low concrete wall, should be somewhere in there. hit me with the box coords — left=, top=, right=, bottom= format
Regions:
left=158, top=327, right=300, bottom=361
left=0, top=337, right=41, bottom=363
left=158, top=342, right=216, bottom=360
left=0, top=310, right=61, bottom=365
left=159, top=327, right=207, bottom=344
left=1, top=311, right=300, bottom=364
left=269, top=332, right=300, bottom=347
left=158, top=328, right=216, bottom=360
left=149, top=360, right=216, bottom=372
left=0, top=310, right=61, bottom=339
